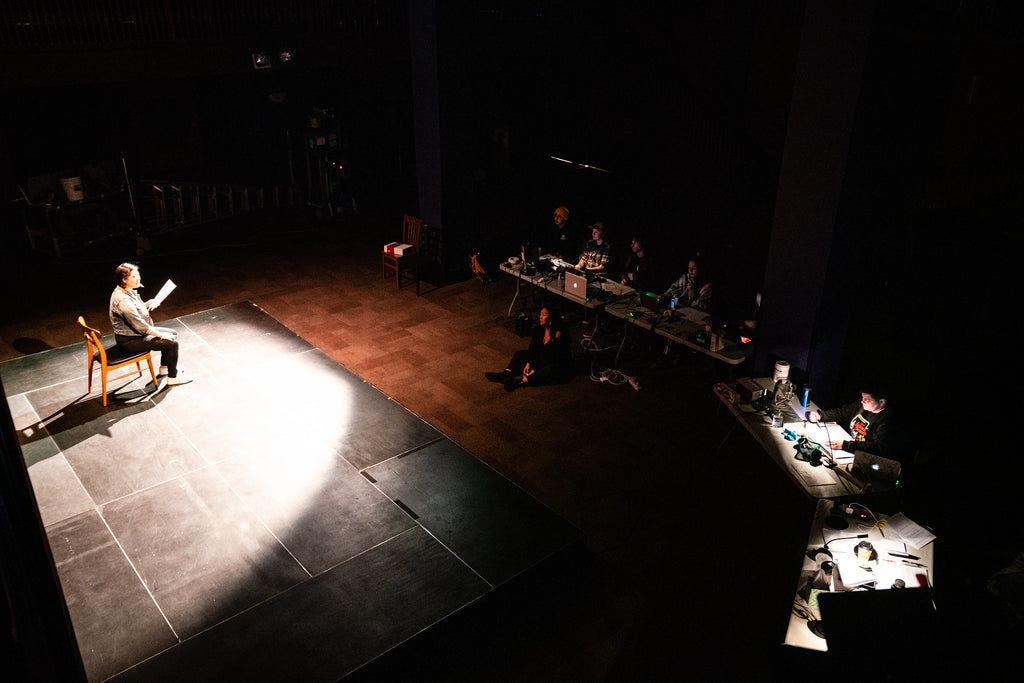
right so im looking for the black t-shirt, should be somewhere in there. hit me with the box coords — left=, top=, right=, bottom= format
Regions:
left=821, top=401, right=900, bottom=460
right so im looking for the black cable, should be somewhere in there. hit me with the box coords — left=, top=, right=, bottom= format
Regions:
left=822, top=533, right=869, bottom=549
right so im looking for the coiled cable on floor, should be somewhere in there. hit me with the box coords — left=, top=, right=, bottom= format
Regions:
left=589, top=366, right=631, bottom=386
left=587, top=360, right=640, bottom=391
left=579, top=320, right=640, bottom=388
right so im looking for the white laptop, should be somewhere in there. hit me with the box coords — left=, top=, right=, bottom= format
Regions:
left=564, top=271, right=588, bottom=301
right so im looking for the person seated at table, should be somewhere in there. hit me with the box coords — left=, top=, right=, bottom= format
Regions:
left=575, top=222, right=612, bottom=274
left=808, top=384, right=902, bottom=460
left=619, top=233, right=656, bottom=292
left=485, top=306, right=572, bottom=392
left=661, top=256, right=712, bottom=313
left=548, top=205, right=578, bottom=260
left=650, top=255, right=715, bottom=367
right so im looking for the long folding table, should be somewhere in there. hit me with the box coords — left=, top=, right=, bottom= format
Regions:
left=498, top=261, right=635, bottom=314
left=784, top=498, right=935, bottom=652
left=713, top=377, right=864, bottom=499
left=603, top=295, right=751, bottom=366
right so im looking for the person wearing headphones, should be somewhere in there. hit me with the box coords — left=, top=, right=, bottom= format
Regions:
left=809, top=385, right=898, bottom=458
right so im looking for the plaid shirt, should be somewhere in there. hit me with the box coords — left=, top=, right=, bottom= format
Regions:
left=578, top=240, right=611, bottom=270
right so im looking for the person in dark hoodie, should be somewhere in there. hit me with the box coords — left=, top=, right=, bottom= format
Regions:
left=548, top=205, right=577, bottom=260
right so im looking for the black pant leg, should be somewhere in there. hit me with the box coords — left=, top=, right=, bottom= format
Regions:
left=116, top=335, right=179, bottom=376
left=506, top=349, right=531, bottom=374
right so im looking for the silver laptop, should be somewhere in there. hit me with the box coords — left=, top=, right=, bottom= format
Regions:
left=852, top=450, right=901, bottom=488
left=564, top=271, right=588, bottom=300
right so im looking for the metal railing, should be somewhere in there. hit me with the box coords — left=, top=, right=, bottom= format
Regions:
left=0, top=0, right=405, bottom=49
left=140, top=179, right=294, bottom=234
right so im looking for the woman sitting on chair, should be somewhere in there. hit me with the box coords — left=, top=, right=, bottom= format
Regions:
left=109, top=262, right=193, bottom=386
left=485, top=307, right=572, bottom=392
left=662, top=256, right=712, bottom=313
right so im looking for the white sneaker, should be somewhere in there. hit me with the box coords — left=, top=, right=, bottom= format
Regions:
left=166, top=372, right=194, bottom=386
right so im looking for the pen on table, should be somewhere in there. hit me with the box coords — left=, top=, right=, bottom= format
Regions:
left=882, top=559, right=926, bottom=568
left=888, top=552, right=919, bottom=560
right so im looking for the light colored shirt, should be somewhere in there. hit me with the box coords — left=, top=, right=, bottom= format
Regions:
left=663, top=274, right=712, bottom=312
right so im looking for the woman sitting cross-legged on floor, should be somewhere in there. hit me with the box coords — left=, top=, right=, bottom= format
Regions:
left=486, top=306, right=572, bottom=392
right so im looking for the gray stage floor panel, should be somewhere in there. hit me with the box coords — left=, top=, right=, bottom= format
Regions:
left=364, top=439, right=583, bottom=587
left=108, top=527, right=492, bottom=682
left=2, top=302, right=582, bottom=681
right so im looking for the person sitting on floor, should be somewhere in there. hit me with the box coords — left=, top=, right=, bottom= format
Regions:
left=485, top=306, right=572, bottom=392
left=576, top=222, right=612, bottom=274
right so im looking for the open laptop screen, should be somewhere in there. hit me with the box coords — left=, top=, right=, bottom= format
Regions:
left=564, top=271, right=588, bottom=300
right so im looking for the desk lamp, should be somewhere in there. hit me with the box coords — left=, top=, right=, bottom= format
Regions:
left=805, top=533, right=870, bottom=572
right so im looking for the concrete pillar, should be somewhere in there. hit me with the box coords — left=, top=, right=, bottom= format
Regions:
left=408, top=0, right=475, bottom=285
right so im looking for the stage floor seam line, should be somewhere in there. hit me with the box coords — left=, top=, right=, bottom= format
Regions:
left=396, top=435, right=447, bottom=459
left=358, top=476, right=501, bottom=593
left=208, top=463, right=318, bottom=580
left=94, top=506, right=183, bottom=643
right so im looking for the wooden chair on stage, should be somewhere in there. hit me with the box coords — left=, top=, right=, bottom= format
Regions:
left=78, top=316, right=156, bottom=406
left=382, top=214, right=422, bottom=291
